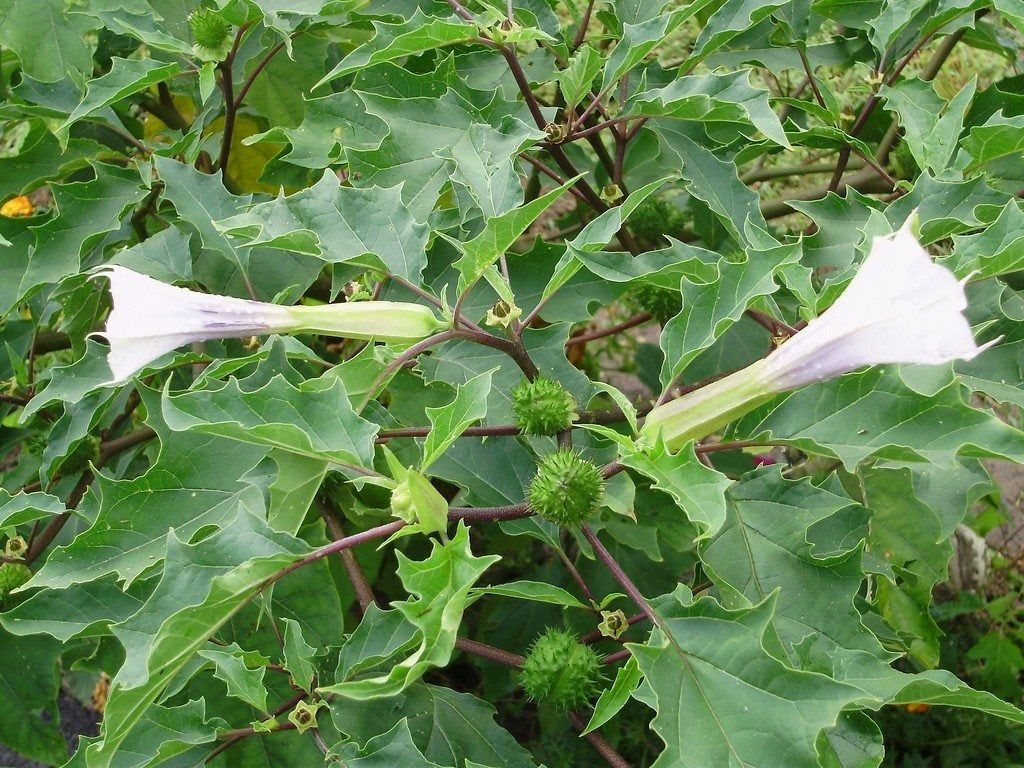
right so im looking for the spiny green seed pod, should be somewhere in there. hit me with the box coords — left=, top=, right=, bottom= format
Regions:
left=189, top=7, right=231, bottom=50
left=627, top=281, right=682, bottom=324
left=528, top=450, right=603, bottom=527
left=0, top=563, right=32, bottom=595
left=891, top=141, right=920, bottom=182
left=520, top=628, right=603, bottom=710
left=628, top=197, right=686, bottom=245
left=512, top=377, right=577, bottom=436
left=57, top=435, right=102, bottom=475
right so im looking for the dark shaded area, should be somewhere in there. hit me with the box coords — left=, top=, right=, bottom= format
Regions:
left=0, top=691, right=99, bottom=768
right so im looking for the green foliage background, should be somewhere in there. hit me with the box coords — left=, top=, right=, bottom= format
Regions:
left=1, top=0, right=1024, bottom=765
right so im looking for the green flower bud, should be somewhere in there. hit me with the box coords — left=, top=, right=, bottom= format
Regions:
left=0, top=563, right=32, bottom=595
left=512, top=377, right=577, bottom=436
left=528, top=450, right=603, bottom=527
left=189, top=8, right=232, bottom=61
left=389, top=469, right=447, bottom=536
left=520, top=628, right=603, bottom=710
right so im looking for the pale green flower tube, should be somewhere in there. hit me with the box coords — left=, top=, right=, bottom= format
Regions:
left=94, top=266, right=447, bottom=383
left=641, top=361, right=775, bottom=449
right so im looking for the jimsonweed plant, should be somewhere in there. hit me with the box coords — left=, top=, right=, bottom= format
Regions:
left=1, top=1, right=1024, bottom=767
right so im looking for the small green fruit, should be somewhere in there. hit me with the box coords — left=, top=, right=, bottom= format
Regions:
left=189, top=8, right=233, bottom=61
left=627, top=281, right=682, bottom=324
left=528, top=450, right=603, bottom=527
left=520, top=628, right=603, bottom=710
left=512, top=377, right=576, bottom=436
left=628, top=196, right=686, bottom=245
left=0, top=563, right=32, bottom=595
left=57, top=435, right=102, bottom=475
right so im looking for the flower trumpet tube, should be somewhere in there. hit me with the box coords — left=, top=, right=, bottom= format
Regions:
left=94, top=266, right=447, bottom=382
left=642, top=221, right=994, bottom=450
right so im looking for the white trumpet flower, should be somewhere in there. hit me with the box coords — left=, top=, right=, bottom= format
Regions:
left=94, top=266, right=447, bottom=383
left=642, top=221, right=993, bottom=449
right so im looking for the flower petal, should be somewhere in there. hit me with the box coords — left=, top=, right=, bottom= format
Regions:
left=761, top=221, right=986, bottom=389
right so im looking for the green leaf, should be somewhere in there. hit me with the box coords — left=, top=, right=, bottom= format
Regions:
left=658, top=129, right=772, bottom=244
left=868, top=0, right=984, bottom=63
left=620, top=441, right=732, bottom=537
left=700, top=468, right=887, bottom=666
left=282, top=616, right=318, bottom=692
left=0, top=163, right=145, bottom=314
left=198, top=644, right=270, bottom=712
left=685, top=0, right=789, bottom=66
left=228, top=171, right=430, bottom=283
left=109, top=225, right=194, bottom=283
left=336, top=603, right=419, bottom=681
left=345, top=90, right=487, bottom=220
left=816, top=711, right=884, bottom=768
left=601, top=13, right=685, bottom=91
left=57, top=58, right=180, bottom=138
left=243, top=33, right=328, bottom=129
left=630, top=588, right=862, bottom=768
left=860, top=465, right=957, bottom=667
left=0, top=630, right=65, bottom=766
left=1, top=578, right=144, bottom=641
left=954, top=317, right=1024, bottom=408
left=438, top=120, right=540, bottom=219
left=629, top=71, right=789, bottom=148
left=964, top=111, right=1024, bottom=171
left=454, top=176, right=578, bottom=292
left=946, top=199, right=1024, bottom=278
left=317, top=11, right=479, bottom=86
left=583, top=655, right=643, bottom=735
left=659, top=242, right=798, bottom=385
left=0, top=489, right=65, bottom=527
left=161, top=373, right=378, bottom=468
left=884, top=173, right=1008, bottom=244
left=422, top=323, right=591, bottom=425
left=966, top=632, right=1024, bottom=699
left=421, top=368, right=494, bottom=471
left=880, top=77, right=975, bottom=175
left=79, top=700, right=225, bottom=768
left=732, top=367, right=1024, bottom=468
left=330, top=682, right=538, bottom=768
left=152, top=156, right=254, bottom=284
left=542, top=177, right=674, bottom=301
left=470, top=579, right=591, bottom=610
left=320, top=522, right=499, bottom=699
left=30, top=389, right=268, bottom=589
left=246, top=85, right=389, bottom=168
left=0, top=0, right=92, bottom=82
left=558, top=44, right=602, bottom=109
left=0, top=120, right=103, bottom=195
left=333, top=719, right=446, bottom=767
left=88, top=507, right=309, bottom=768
